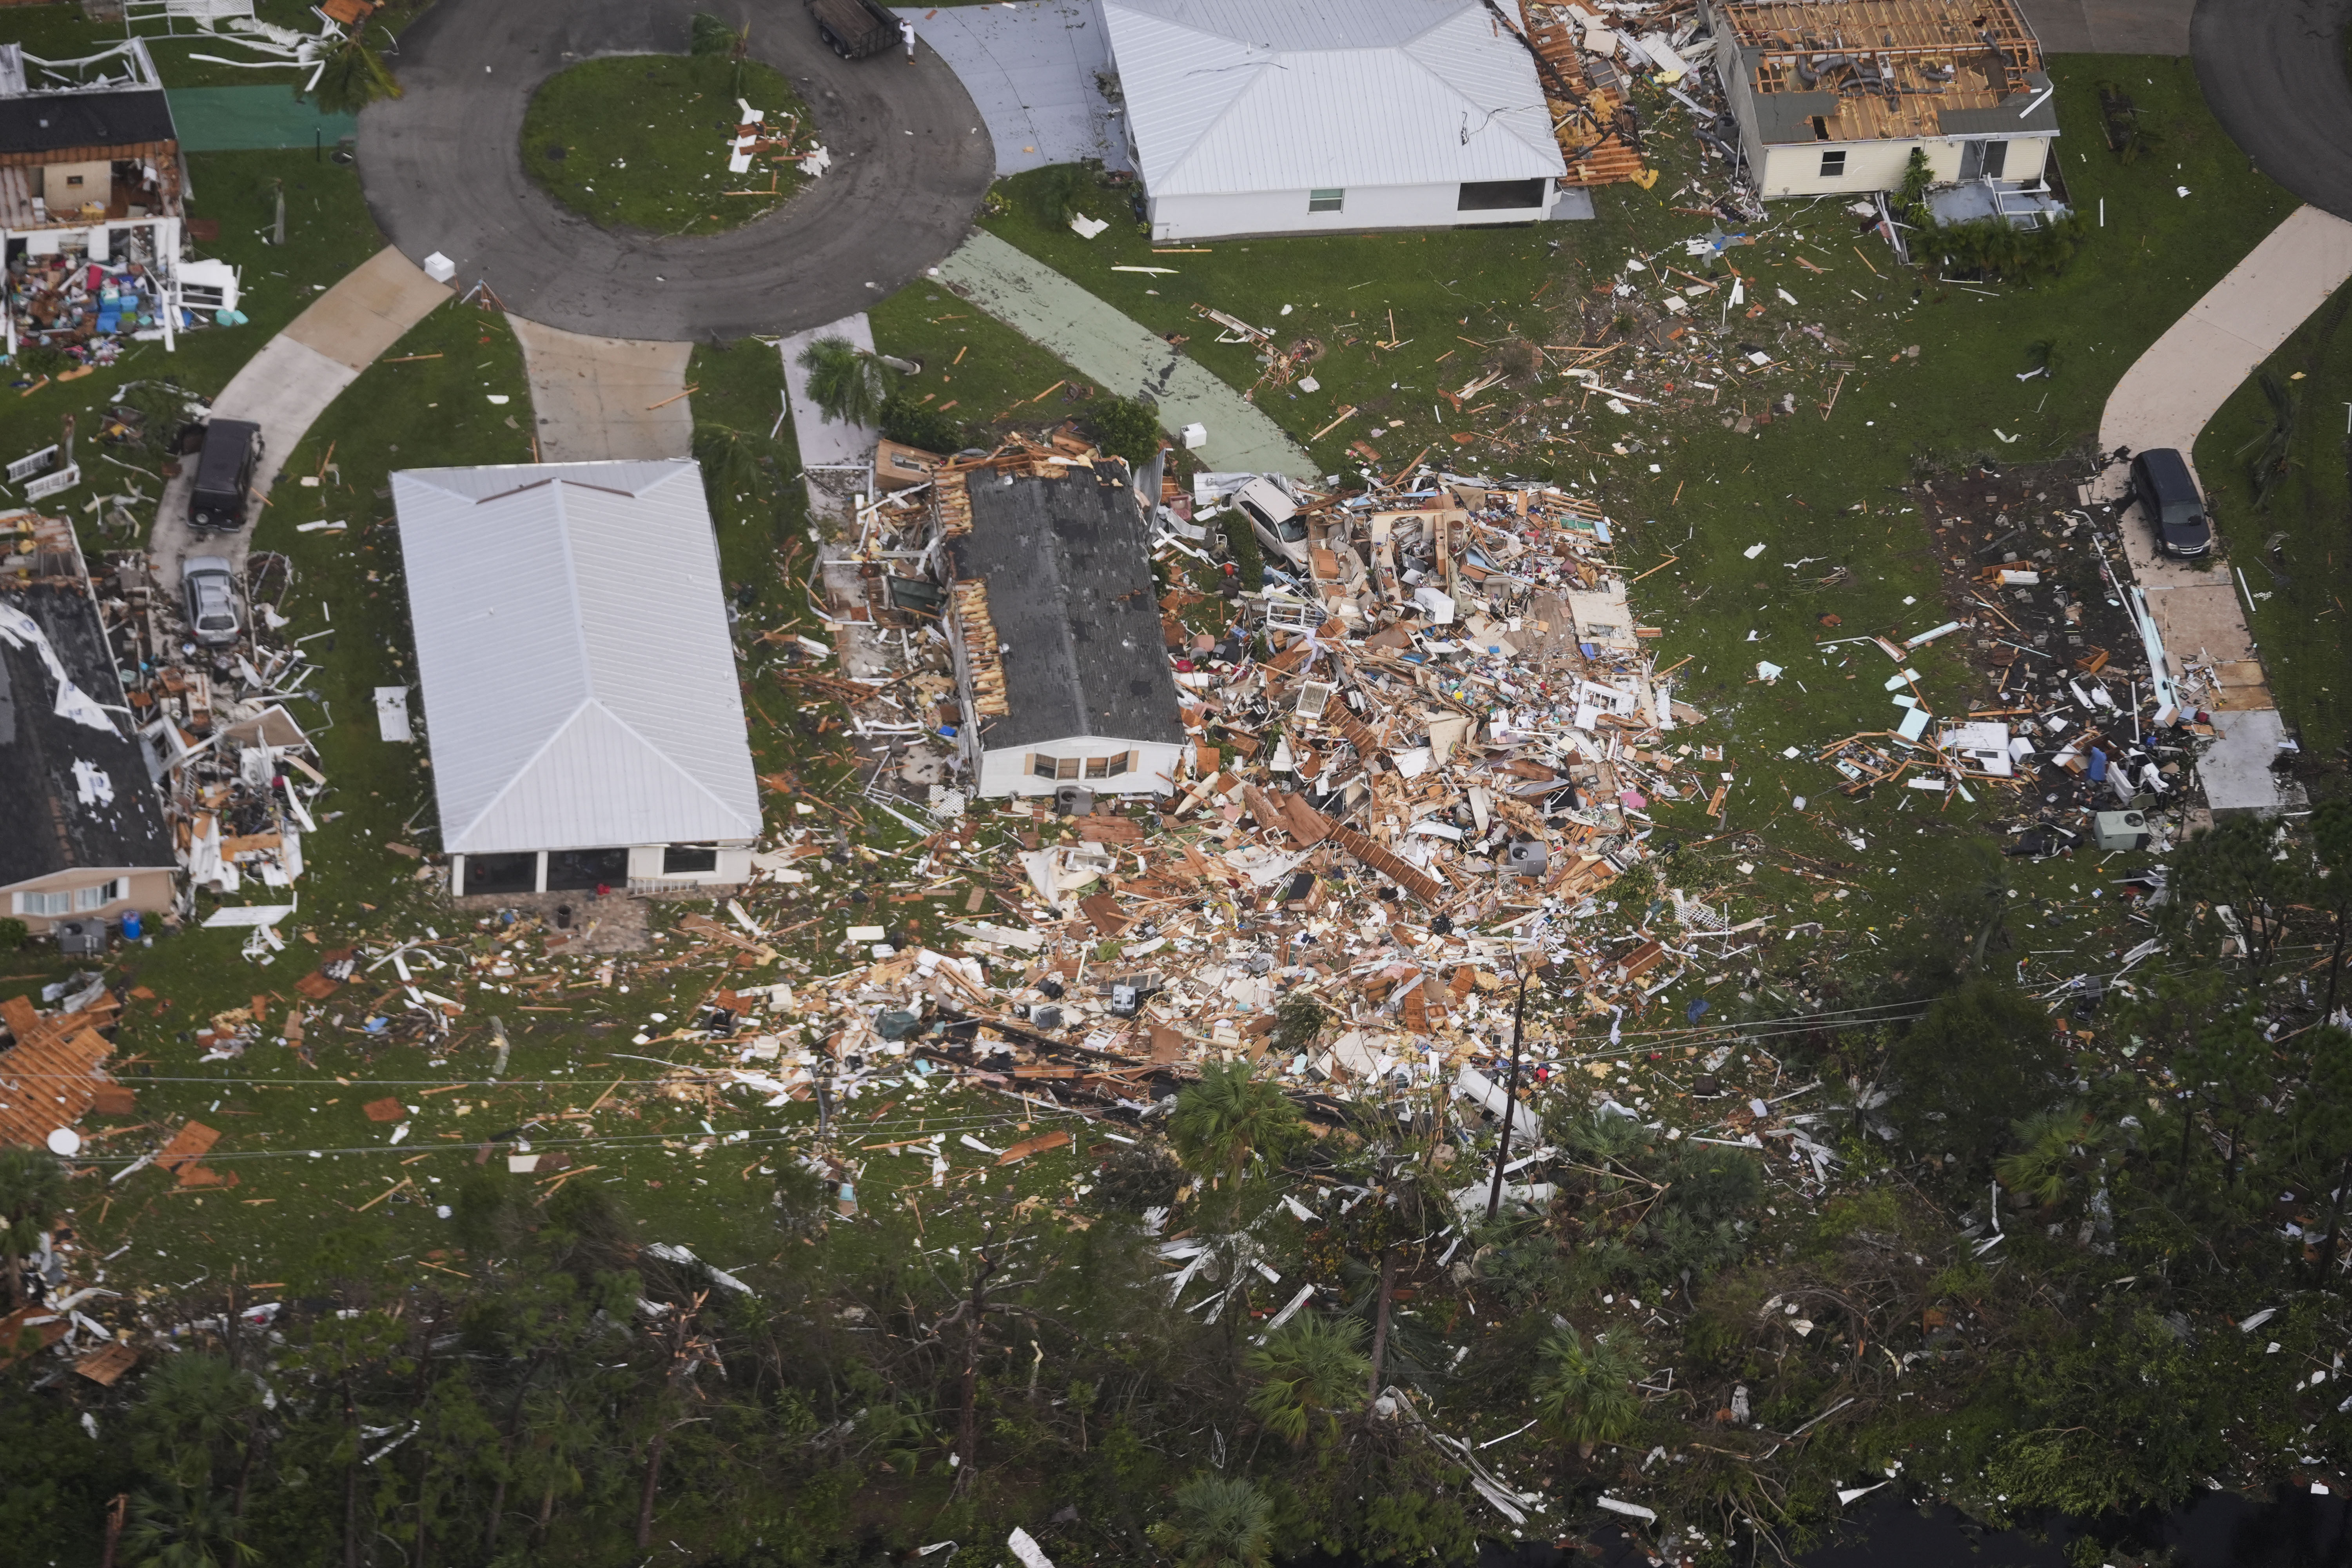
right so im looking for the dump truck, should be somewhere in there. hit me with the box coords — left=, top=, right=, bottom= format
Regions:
left=806, top=0, right=898, bottom=58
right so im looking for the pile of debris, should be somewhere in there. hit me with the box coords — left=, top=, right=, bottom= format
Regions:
left=104, top=547, right=327, bottom=922
left=6, top=246, right=175, bottom=368
left=731, top=430, right=1776, bottom=1127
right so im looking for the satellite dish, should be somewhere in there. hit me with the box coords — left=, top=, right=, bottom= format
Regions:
left=46, top=1127, right=82, bottom=1157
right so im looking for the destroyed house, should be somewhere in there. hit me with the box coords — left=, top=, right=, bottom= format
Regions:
left=0, top=511, right=176, bottom=935
left=1102, top=0, right=1569, bottom=242
left=0, top=40, right=195, bottom=356
left=1701, top=0, right=2062, bottom=210
left=392, top=460, right=763, bottom=897
left=938, top=460, right=1184, bottom=798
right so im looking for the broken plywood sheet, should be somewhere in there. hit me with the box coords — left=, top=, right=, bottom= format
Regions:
left=0, top=997, right=116, bottom=1150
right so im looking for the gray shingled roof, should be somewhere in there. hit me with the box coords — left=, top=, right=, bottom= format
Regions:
left=0, top=574, right=174, bottom=890
left=1938, top=72, right=2059, bottom=137
left=947, top=463, right=1184, bottom=752
left=0, top=86, right=174, bottom=153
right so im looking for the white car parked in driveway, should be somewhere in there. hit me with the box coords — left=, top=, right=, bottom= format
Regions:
left=182, top=556, right=239, bottom=647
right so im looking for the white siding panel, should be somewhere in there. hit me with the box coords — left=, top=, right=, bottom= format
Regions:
left=975, top=736, right=1183, bottom=799
left=1152, top=181, right=1541, bottom=241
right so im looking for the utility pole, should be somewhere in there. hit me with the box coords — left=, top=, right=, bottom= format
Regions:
left=1485, top=959, right=1535, bottom=1223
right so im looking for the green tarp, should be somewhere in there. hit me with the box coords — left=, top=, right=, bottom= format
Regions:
left=166, top=87, right=358, bottom=152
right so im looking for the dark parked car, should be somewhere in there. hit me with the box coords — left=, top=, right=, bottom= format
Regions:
left=189, top=417, right=262, bottom=534
left=2128, top=447, right=2212, bottom=558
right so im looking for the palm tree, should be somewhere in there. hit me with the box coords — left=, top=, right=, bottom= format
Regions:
left=795, top=337, right=897, bottom=428
left=1245, top=1312, right=1369, bottom=1446
left=1169, top=1060, right=1305, bottom=1185
left=0, top=1145, right=63, bottom=1309
left=120, top=1480, right=258, bottom=1568
left=1155, top=1474, right=1275, bottom=1568
left=309, top=31, right=403, bottom=118
left=138, top=1353, right=263, bottom=1492
left=1996, top=1106, right=2108, bottom=1210
left=1531, top=1326, right=1642, bottom=1455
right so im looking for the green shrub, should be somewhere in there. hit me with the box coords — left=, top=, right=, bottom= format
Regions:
left=1220, top=499, right=1265, bottom=590
left=1028, top=163, right=1094, bottom=227
left=0, top=919, right=23, bottom=951
left=1087, top=393, right=1163, bottom=470
left=1918, top=211, right=2091, bottom=283
left=1887, top=978, right=2067, bottom=1172
left=878, top=393, right=969, bottom=455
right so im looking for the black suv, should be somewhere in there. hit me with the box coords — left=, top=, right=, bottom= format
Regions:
left=189, top=418, right=263, bottom=534
left=2127, top=447, right=2212, bottom=558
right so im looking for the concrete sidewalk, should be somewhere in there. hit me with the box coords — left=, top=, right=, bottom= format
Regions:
left=778, top=314, right=881, bottom=523
left=510, top=320, right=694, bottom=463
left=936, top=230, right=1312, bottom=478
left=2093, top=203, right=2352, bottom=813
left=151, top=246, right=450, bottom=587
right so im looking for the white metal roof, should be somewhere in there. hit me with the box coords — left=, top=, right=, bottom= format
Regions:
left=1103, top=0, right=1565, bottom=198
left=392, top=460, right=762, bottom=857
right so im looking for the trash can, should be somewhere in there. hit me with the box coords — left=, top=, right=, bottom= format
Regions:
left=119, top=910, right=143, bottom=942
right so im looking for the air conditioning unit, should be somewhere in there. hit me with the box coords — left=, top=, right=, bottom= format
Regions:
left=2093, top=810, right=2149, bottom=852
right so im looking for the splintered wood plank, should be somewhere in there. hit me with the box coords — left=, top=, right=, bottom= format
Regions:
left=154, top=1120, right=220, bottom=1174
left=0, top=996, right=41, bottom=1044
left=74, top=1341, right=139, bottom=1385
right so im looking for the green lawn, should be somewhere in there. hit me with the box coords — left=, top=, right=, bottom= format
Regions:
left=867, top=281, right=1107, bottom=446
left=2194, top=281, right=2352, bottom=756
left=521, top=55, right=814, bottom=237
left=0, top=48, right=2289, bottom=1286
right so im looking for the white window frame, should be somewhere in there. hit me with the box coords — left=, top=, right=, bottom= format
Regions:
left=1818, top=150, right=1847, bottom=178
left=15, top=889, right=73, bottom=916
left=1308, top=187, right=1345, bottom=213
left=75, top=879, right=125, bottom=911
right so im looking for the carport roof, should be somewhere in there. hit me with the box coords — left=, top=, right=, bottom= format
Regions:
left=1103, top=0, right=1565, bottom=198
left=392, top=460, right=761, bottom=857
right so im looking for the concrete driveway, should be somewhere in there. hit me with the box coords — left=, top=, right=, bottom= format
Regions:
left=510, top=320, right=695, bottom=462
left=358, top=0, right=995, bottom=340
left=149, top=246, right=448, bottom=590
left=900, top=0, right=1131, bottom=176
left=2094, top=205, right=2352, bottom=811
left=2191, top=0, right=2352, bottom=222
